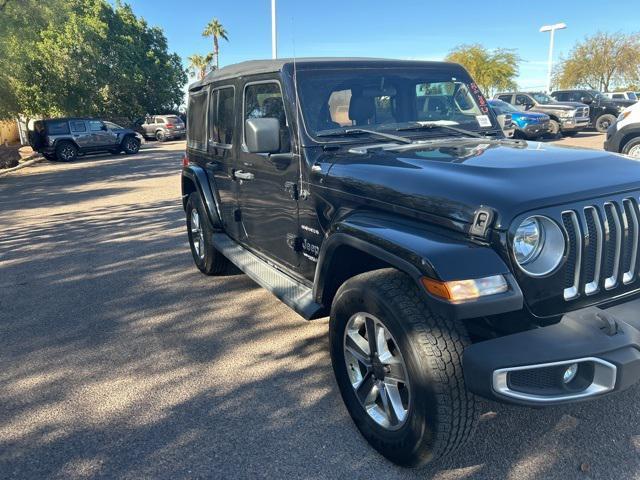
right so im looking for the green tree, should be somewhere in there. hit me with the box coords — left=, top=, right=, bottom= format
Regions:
left=0, top=0, right=187, bottom=120
left=554, top=32, right=640, bottom=92
left=202, top=19, right=228, bottom=69
left=187, top=54, right=214, bottom=80
left=445, top=44, right=520, bottom=97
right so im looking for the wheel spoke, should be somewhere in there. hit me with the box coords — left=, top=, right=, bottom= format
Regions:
left=345, top=333, right=371, bottom=367
left=356, top=372, right=377, bottom=405
left=385, top=360, right=407, bottom=384
left=384, top=380, right=407, bottom=424
left=379, top=382, right=399, bottom=426
left=365, top=317, right=377, bottom=355
left=376, top=323, right=388, bottom=358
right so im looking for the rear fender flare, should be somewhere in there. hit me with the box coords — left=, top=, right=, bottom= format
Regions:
left=181, top=165, right=222, bottom=229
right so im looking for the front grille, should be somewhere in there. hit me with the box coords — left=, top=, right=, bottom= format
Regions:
left=576, top=106, right=589, bottom=118
left=562, top=198, right=640, bottom=300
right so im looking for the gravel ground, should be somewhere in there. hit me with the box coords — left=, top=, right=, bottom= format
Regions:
left=1, top=139, right=639, bottom=480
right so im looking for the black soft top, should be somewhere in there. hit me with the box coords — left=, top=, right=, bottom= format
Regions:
left=188, top=57, right=468, bottom=91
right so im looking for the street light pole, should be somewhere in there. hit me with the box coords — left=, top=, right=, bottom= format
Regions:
left=271, top=0, right=277, bottom=59
left=540, top=22, right=567, bottom=93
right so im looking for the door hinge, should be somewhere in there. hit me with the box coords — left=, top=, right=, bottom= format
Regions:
left=284, top=181, right=299, bottom=200
left=287, top=234, right=303, bottom=252
left=470, top=207, right=494, bottom=238
left=234, top=209, right=242, bottom=222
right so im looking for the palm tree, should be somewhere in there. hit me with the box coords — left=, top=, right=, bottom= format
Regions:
left=187, top=54, right=213, bottom=80
left=202, top=19, right=228, bottom=69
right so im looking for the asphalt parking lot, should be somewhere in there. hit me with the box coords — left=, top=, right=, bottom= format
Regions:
left=1, top=135, right=639, bottom=480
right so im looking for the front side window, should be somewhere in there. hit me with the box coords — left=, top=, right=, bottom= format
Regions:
left=244, top=82, right=289, bottom=152
left=497, top=94, right=513, bottom=103
left=531, top=93, right=555, bottom=104
left=296, top=68, right=495, bottom=139
left=515, top=94, right=532, bottom=106
left=210, top=87, right=235, bottom=145
left=89, top=120, right=105, bottom=131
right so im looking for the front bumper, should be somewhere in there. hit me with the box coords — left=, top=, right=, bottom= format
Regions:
left=463, top=297, right=640, bottom=406
left=560, top=117, right=590, bottom=131
left=522, top=122, right=550, bottom=137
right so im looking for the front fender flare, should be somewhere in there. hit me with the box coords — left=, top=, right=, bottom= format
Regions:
left=314, top=212, right=523, bottom=320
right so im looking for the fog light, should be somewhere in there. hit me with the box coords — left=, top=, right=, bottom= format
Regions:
left=563, top=363, right=579, bottom=384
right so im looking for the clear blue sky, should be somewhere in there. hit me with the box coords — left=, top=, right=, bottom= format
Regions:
left=126, top=0, right=639, bottom=90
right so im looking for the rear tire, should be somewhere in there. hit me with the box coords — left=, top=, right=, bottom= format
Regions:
left=595, top=114, right=616, bottom=133
left=155, top=130, right=166, bottom=142
left=330, top=269, right=477, bottom=467
left=622, top=137, right=640, bottom=159
left=186, top=192, right=228, bottom=275
left=55, top=141, right=78, bottom=162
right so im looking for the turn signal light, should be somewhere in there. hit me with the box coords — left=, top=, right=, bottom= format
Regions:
left=421, top=275, right=508, bottom=302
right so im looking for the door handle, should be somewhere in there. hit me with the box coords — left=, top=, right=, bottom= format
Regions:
left=233, top=170, right=255, bottom=181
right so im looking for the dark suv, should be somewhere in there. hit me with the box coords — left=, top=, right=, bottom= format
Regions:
left=29, top=118, right=141, bottom=161
left=182, top=58, right=640, bottom=467
left=494, top=91, right=590, bottom=136
left=552, top=89, right=634, bottom=132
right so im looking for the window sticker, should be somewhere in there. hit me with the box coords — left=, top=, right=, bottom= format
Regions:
left=476, top=115, right=492, bottom=127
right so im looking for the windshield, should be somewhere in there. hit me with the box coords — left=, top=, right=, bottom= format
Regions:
left=104, top=121, right=124, bottom=130
left=628, top=92, right=638, bottom=101
left=295, top=68, right=495, bottom=139
left=488, top=99, right=518, bottom=115
left=531, top=92, right=555, bottom=104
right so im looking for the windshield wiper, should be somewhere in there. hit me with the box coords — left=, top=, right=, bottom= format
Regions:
left=396, top=122, right=483, bottom=138
left=316, top=128, right=413, bottom=144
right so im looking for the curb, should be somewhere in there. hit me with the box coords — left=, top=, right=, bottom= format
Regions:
left=0, top=154, right=45, bottom=177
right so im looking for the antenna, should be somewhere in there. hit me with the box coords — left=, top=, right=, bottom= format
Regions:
left=291, top=15, right=305, bottom=197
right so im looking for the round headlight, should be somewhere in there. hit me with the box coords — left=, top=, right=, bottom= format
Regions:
left=513, top=216, right=565, bottom=277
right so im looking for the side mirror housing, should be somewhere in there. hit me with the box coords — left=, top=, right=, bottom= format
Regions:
left=580, top=96, right=593, bottom=104
left=245, top=117, right=280, bottom=154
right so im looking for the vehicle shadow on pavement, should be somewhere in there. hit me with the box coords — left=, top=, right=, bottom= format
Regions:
left=1, top=151, right=639, bottom=479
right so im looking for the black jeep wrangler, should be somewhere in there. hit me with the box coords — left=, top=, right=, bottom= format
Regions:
left=181, top=58, right=640, bottom=467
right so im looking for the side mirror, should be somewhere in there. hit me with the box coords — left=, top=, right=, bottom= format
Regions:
left=245, top=117, right=280, bottom=154
left=101, top=124, right=108, bottom=131
left=580, top=96, right=593, bottom=104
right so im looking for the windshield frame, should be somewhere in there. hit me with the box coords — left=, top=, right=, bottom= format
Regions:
left=292, top=66, right=501, bottom=145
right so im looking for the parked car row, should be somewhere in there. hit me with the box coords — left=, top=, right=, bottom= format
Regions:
left=27, top=113, right=186, bottom=162
left=604, top=100, right=640, bottom=158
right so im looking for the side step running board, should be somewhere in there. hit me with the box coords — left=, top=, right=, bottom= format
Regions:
left=211, top=233, right=326, bottom=320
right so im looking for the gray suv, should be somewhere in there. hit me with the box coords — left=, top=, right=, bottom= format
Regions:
left=494, top=92, right=590, bottom=137
left=140, top=115, right=186, bottom=142
left=29, top=118, right=141, bottom=162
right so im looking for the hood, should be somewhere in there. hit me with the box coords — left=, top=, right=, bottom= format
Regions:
left=535, top=101, right=585, bottom=111
left=511, top=111, right=549, bottom=121
left=321, top=139, right=640, bottom=231
left=606, top=98, right=636, bottom=108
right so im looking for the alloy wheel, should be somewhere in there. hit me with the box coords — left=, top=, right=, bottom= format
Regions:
left=190, top=209, right=205, bottom=260
left=343, top=312, right=411, bottom=430
left=628, top=144, right=640, bottom=159
left=60, top=145, right=75, bottom=161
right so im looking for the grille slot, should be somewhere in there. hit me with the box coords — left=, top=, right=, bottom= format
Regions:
left=562, top=198, right=640, bottom=301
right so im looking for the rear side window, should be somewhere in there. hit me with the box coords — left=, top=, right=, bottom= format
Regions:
left=613, top=94, right=624, bottom=99
left=47, top=120, right=70, bottom=135
left=209, top=87, right=235, bottom=145
left=70, top=121, right=86, bottom=132
left=187, top=88, right=209, bottom=150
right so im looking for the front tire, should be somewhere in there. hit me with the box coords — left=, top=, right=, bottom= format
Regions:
left=122, top=136, right=140, bottom=154
left=622, top=137, right=640, bottom=159
left=330, top=269, right=477, bottom=467
left=547, top=120, right=561, bottom=139
left=185, top=192, right=228, bottom=275
left=595, top=114, right=616, bottom=133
